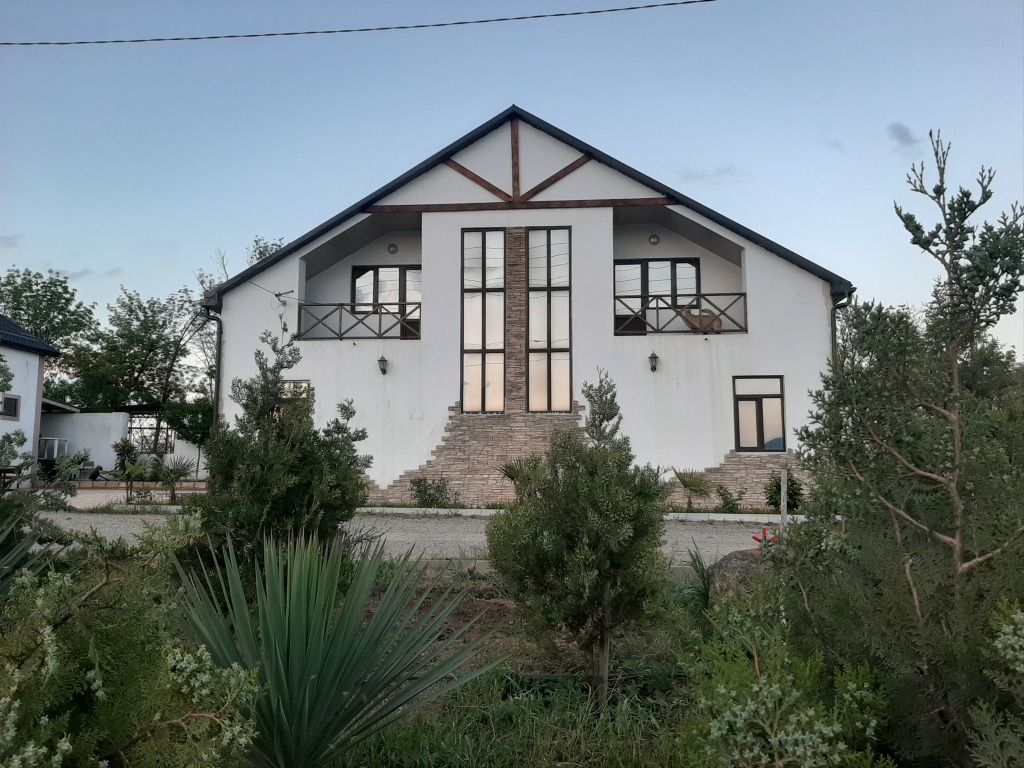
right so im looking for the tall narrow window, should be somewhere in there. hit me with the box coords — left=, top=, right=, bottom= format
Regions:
left=528, top=228, right=572, bottom=412
left=733, top=376, right=785, bottom=451
left=462, top=230, right=505, bottom=412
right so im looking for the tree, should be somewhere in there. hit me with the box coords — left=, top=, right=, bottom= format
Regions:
left=200, top=331, right=370, bottom=552
left=778, top=133, right=1024, bottom=765
left=245, top=235, right=284, bottom=266
left=486, top=372, right=669, bottom=705
left=53, top=287, right=212, bottom=447
left=0, top=267, right=98, bottom=394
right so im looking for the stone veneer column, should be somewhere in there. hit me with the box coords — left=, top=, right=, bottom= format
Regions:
left=504, top=227, right=527, bottom=414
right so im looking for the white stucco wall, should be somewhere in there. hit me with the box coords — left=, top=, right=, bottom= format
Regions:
left=39, top=412, right=128, bottom=469
left=217, top=200, right=834, bottom=489
left=0, top=346, right=45, bottom=460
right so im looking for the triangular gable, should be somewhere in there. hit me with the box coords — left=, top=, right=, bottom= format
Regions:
left=205, top=105, right=854, bottom=309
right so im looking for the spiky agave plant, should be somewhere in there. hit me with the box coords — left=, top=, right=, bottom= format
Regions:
left=177, top=536, right=499, bottom=768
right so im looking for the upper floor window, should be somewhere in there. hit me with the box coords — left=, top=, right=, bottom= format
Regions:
left=614, top=259, right=700, bottom=334
left=462, top=230, right=505, bottom=413
left=1, top=394, right=20, bottom=421
left=352, top=265, right=422, bottom=339
left=528, top=228, right=572, bottom=412
left=734, top=376, right=785, bottom=452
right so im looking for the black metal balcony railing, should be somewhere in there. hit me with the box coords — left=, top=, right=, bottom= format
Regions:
left=613, top=293, right=747, bottom=335
left=297, top=302, right=422, bottom=340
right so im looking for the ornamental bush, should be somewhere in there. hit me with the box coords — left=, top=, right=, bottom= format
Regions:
left=486, top=371, right=669, bottom=705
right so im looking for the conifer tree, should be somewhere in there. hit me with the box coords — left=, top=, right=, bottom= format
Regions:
left=780, top=133, right=1024, bottom=765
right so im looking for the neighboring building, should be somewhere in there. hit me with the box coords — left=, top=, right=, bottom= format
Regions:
left=0, top=314, right=60, bottom=466
left=204, top=106, right=854, bottom=507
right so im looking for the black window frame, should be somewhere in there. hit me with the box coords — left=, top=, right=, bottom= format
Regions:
left=1, top=394, right=20, bottom=421
left=732, top=375, right=786, bottom=452
left=526, top=227, right=573, bottom=413
left=350, top=264, right=422, bottom=339
left=613, top=258, right=701, bottom=335
left=461, top=228, right=506, bottom=414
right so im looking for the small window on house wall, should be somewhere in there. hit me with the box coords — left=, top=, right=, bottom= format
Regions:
left=1, top=394, right=20, bottom=421
left=733, top=376, right=785, bottom=452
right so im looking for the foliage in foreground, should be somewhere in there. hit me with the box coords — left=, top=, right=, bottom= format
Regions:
left=968, top=604, right=1024, bottom=767
left=342, top=672, right=692, bottom=768
left=178, top=535, right=498, bottom=768
left=778, top=133, right=1024, bottom=765
left=199, top=331, right=371, bottom=555
left=487, top=371, right=669, bottom=705
left=685, top=584, right=891, bottom=768
left=1, top=520, right=258, bottom=767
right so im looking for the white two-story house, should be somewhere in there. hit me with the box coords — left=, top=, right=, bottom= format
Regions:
left=204, top=106, right=854, bottom=507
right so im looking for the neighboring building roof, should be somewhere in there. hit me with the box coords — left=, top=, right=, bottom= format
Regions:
left=204, top=104, right=855, bottom=309
left=41, top=398, right=80, bottom=414
left=0, top=314, right=60, bottom=357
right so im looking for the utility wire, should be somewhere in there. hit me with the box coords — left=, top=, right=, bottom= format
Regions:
left=1, top=0, right=718, bottom=47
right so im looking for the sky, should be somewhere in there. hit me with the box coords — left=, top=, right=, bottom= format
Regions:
left=2, top=0, right=1022, bottom=356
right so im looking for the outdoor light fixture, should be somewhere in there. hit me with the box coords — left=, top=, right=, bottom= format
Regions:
left=648, top=234, right=660, bottom=246
left=649, top=352, right=659, bottom=372
left=387, top=243, right=399, bottom=254
left=378, top=355, right=388, bottom=375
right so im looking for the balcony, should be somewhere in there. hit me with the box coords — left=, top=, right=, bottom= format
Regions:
left=613, top=293, right=747, bottom=335
left=297, top=302, right=422, bottom=340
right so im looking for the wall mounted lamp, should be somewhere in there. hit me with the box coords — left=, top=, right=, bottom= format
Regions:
left=378, top=355, right=388, bottom=375
left=387, top=243, right=399, bottom=254
left=649, top=352, right=659, bottom=372
left=648, top=234, right=660, bottom=246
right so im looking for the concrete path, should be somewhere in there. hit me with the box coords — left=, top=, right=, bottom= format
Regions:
left=48, top=489, right=766, bottom=562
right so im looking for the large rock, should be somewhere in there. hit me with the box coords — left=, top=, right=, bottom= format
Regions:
left=708, top=549, right=770, bottom=604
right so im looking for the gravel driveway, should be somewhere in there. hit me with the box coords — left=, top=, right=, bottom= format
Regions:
left=45, top=490, right=765, bottom=562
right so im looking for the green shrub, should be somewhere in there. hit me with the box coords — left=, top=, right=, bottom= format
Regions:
left=715, top=485, right=746, bottom=514
left=110, top=436, right=139, bottom=471
left=685, top=585, right=891, bottom=768
left=1, top=528, right=258, bottom=766
left=487, top=371, right=669, bottom=705
left=410, top=476, right=461, bottom=508
left=764, top=471, right=804, bottom=511
left=199, top=331, right=371, bottom=554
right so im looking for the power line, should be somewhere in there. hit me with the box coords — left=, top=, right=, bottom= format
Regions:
left=1, top=0, right=718, bottom=47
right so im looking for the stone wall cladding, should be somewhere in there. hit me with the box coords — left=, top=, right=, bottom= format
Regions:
left=366, top=402, right=584, bottom=507
left=666, top=451, right=808, bottom=510
left=366, top=227, right=586, bottom=507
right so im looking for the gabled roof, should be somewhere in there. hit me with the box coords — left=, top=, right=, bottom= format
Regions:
left=204, top=105, right=854, bottom=309
left=0, top=314, right=60, bottom=357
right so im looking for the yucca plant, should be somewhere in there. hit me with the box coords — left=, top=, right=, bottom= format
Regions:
left=673, top=468, right=711, bottom=512
left=177, top=536, right=499, bottom=768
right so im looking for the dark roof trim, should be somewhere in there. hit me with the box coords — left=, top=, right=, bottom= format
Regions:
left=204, top=105, right=854, bottom=310
left=0, top=314, right=60, bottom=357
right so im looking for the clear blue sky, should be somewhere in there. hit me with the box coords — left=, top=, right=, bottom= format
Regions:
left=2, top=0, right=1022, bottom=356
